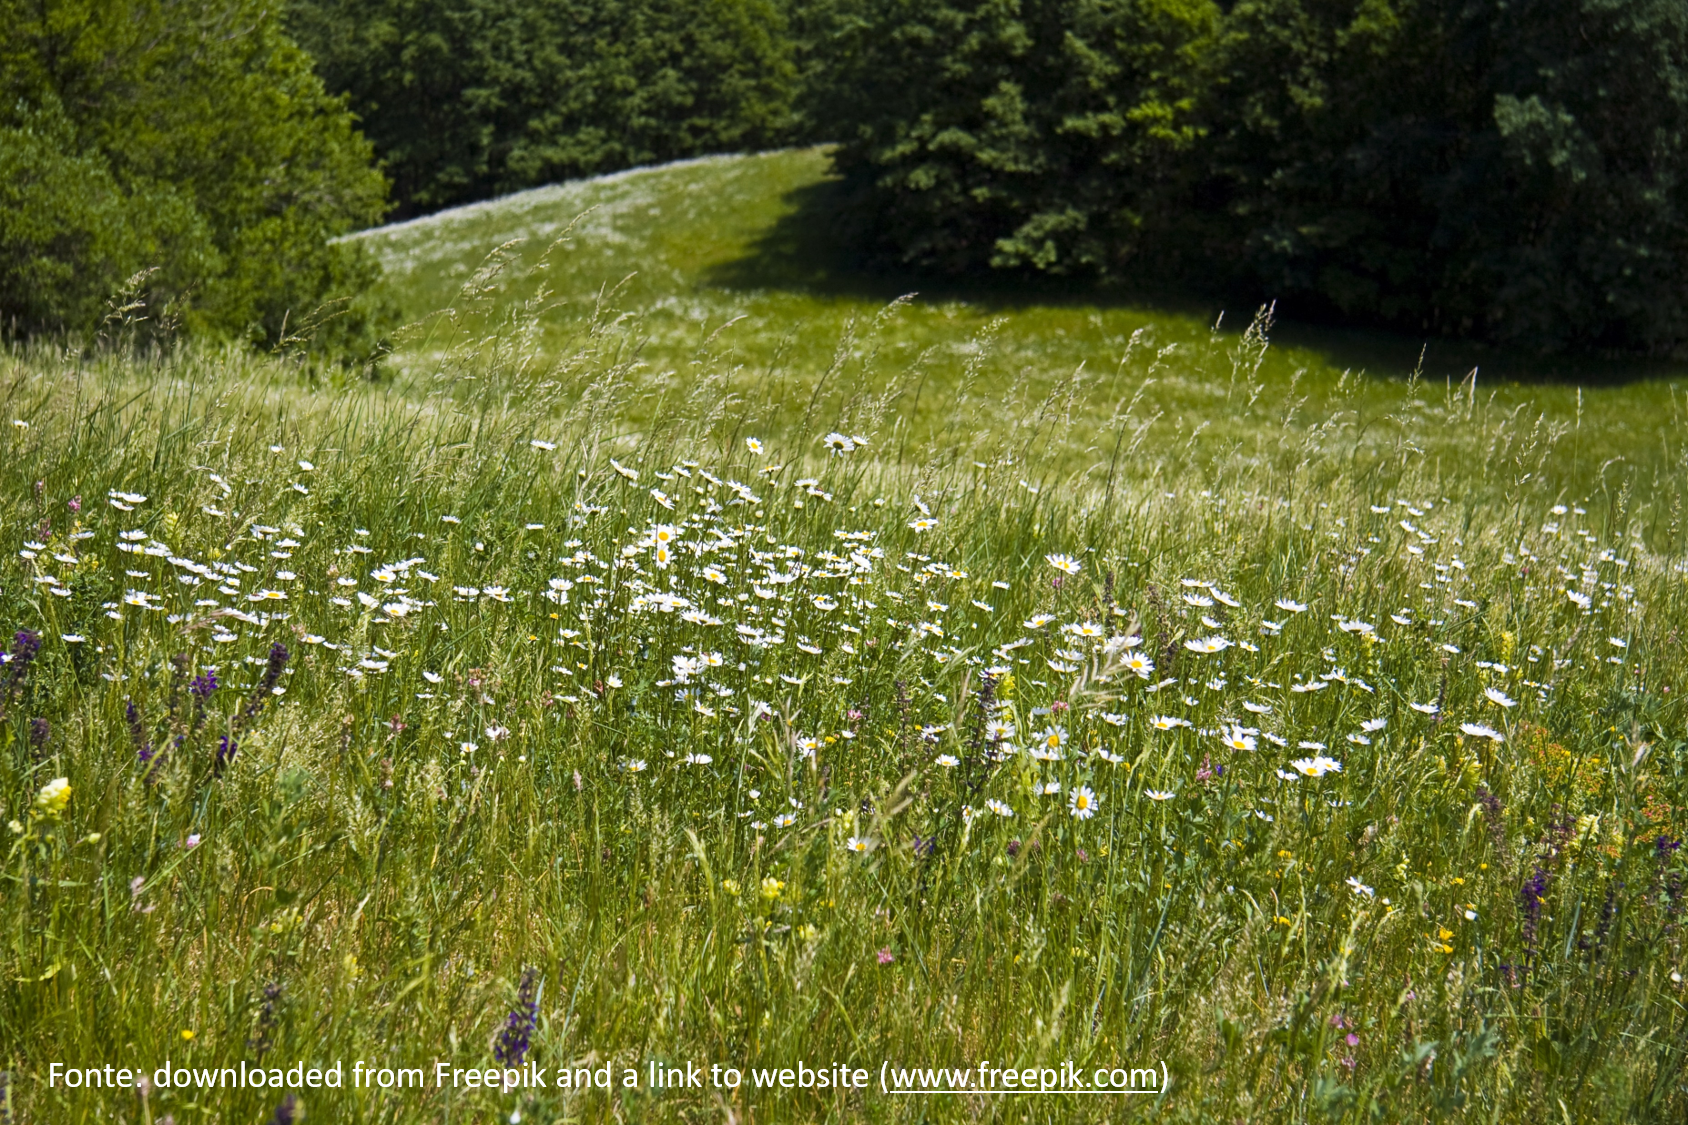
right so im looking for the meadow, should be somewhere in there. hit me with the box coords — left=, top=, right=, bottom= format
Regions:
left=357, top=148, right=1688, bottom=498
left=3, top=150, right=1688, bottom=1123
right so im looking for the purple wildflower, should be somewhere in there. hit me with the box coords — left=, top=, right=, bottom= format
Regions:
left=1544, top=807, right=1576, bottom=857
left=249, top=982, right=282, bottom=1060
left=215, top=734, right=239, bottom=773
left=12, top=630, right=41, bottom=663
left=189, top=670, right=217, bottom=735
left=239, top=643, right=289, bottom=726
left=267, top=1094, right=298, bottom=1125
left=1521, top=866, right=1551, bottom=968
left=127, top=700, right=158, bottom=777
left=1588, top=883, right=1619, bottom=954
left=0, top=629, right=41, bottom=720
left=493, top=967, right=541, bottom=1067
left=28, top=717, right=49, bottom=761
left=216, top=644, right=289, bottom=775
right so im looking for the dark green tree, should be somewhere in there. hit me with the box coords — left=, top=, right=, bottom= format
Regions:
left=1194, top=0, right=1688, bottom=353
left=0, top=0, right=389, bottom=348
left=811, top=0, right=1219, bottom=276
left=288, top=0, right=800, bottom=217
left=818, top=0, right=1688, bottom=353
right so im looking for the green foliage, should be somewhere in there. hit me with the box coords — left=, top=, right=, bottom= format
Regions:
left=0, top=0, right=390, bottom=350
left=288, top=0, right=799, bottom=217
left=822, top=0, right=1688, bottom=353
left=814, top=0, right=1218, bottom=275
left=0, top=104, right=207, bottom=336
left=1197, top=0, right=1688, bottom=353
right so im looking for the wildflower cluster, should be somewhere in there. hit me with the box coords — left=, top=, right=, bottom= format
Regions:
left=2, top=321, right=1684, bottom=1123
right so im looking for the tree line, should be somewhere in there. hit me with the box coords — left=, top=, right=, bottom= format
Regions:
left=813, top=0, right=1688, bottom=354
left=7, top=0, right=1688, bottom=355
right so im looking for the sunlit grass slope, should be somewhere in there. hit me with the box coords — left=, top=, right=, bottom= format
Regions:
left=354, top=148, right=1688, bottom=504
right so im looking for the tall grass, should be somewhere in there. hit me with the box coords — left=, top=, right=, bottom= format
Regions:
left=352, top=148, right=1688, bottom=504
left=2, top=276, right=1687, bottom=1124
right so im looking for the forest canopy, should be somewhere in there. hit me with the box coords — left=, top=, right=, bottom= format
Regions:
left=808, top=0, right=1688, bottom=354
left=285, top=0, right=800, bottom=218
left=7, top=0, right=1688, bottom=354
left=0, top=0, right=390, bottom=350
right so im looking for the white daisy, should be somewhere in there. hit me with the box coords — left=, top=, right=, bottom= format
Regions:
left=1290, top=756, right=1342, bottom=778
left=1483, top=687, right=1517, bottom=708
left=1068, top=786, right=1099, bottom=820
left=1220, top=726, right=1256, bottom=753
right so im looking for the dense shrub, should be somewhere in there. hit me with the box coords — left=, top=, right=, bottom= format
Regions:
left=0, top=106, right=202, bottom=338
left=288, top=0, right=799, bottom=217
left=812, top=0, right=1217, bottom=276
left=0, top=0, right=390, bottom=350
left=821, top=0, right=1688, bottom=354
left=1198, top=0, right=1688, bottom=353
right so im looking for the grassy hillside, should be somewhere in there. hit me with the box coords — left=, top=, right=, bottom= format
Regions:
left=354, top=148, right=1688, bottom=506
left=2, top=152, right=1686, bottom=1123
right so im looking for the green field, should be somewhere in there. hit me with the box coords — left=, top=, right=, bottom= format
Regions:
left=357, top=148, right=1688, bottom=505
left=3, top=150, right=1688, bottom=1123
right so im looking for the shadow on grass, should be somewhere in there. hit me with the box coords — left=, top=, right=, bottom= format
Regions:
left=703, top=171, right=1216, bottom=314
left=707, top=167, right=1688, bottom=389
